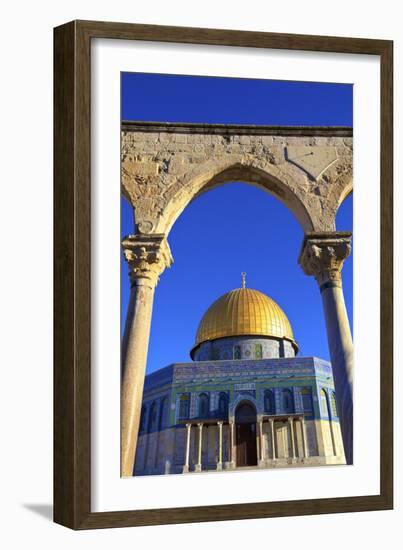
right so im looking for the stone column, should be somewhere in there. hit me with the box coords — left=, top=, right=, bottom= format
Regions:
left=183, top=423, right=192, bottom=473
left=299, top=232, right=353, bottom=464
left=121, top=234, right=173, bottom=477
left=301, top=416, right=308, bottom=458
left=259, top=419, right=265, bottom=463
left=255, top=422, right=260, bottom=462
left=269, top=418, right=276, bottom=459
left=229, top=420, right=236, bottom=467
left=288, top=417, right=296, bottom=459
left=217, top=421, right=223, bottom=470
left=195, top=423, right=203, bottom=472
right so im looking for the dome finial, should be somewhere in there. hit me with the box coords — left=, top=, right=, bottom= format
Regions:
left=241, top=272, right=246, bottom=289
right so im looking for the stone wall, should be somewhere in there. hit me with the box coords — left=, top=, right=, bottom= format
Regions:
left=134, top=348, right=345, bottom=474
left=121, top=122, right=353, bottom=237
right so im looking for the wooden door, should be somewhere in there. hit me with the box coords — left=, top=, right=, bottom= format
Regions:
left=236, top=422, right=257, bottom=466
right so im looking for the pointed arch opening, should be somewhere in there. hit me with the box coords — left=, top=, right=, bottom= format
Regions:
left=235, top=401, right=258, bottom=467
left=161, top=161, right=316, bottom=237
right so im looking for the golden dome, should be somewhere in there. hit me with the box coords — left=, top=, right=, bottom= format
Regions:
left=192, top=288, right=297, bottom=352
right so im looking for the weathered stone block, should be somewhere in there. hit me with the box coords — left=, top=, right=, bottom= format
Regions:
left=122, top=160, right=159, bottom=176
left=121, top=123, right=352, bottom=234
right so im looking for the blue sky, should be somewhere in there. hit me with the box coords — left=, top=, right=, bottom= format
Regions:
left=121, top=73, right=353, bottom=373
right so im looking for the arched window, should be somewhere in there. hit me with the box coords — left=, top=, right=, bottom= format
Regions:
left=139, top=405, right=147, bottom=433
left=233, top=345, right=241, bottom=359
left=218, top=392, right=228, bottom=417
left=330, top=391, right=338, bottom=418
left=300, top=387, right=313, bottom=414
left=148, top=401, right=158, bottom=432
left=320, top=389, right=330, bottom=418
left=282, top=389, right=294, bottom=413
left=159, top=397, right=169, bottom=429
left=178, top=394, right=190, bottom=420
left=264, top=390, right=274, bottom=413
left=254, top=344, right=263, bottom=359
left=198, top=393, right=210, bottom=417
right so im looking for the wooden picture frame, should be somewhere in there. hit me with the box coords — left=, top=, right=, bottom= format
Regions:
left=54, top=19, right=393, bottom=529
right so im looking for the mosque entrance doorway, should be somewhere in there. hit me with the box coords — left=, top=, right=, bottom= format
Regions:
left=235, top=402, right=258, bottom=467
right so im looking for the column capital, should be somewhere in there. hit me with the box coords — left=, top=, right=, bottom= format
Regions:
left=197, top=422, right=204, bottom=428
left=217, top=420, right=224, bottom=426
left=122, top=233, right=173, bottom=288
left=298, top=232, right=352, bottom=290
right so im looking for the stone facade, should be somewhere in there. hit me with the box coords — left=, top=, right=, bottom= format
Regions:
left=121, top=122, right=353, bottom=237
left=134, top=356, right=345, bottom=476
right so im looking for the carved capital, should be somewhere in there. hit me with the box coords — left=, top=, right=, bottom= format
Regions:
left=122, top=233, right=173, bottom=288
left=299, top=232, right=352, bottom=290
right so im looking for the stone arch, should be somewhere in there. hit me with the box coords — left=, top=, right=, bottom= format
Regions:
left=264, top=389, right=275, bottom=414
left=336, top=178, right=353, bottom=211
left=330, top=391, right=339, bottom=418
left=320, top=388, right=330, bottom=418
left=234, top=400, right=258, bottom=467
left=229, top=395, right=259, bottom=419
left=121, top=122, right=353, bottom=239
left=178, top=393, right=190, bottom=421
left=235, top=401, right=257, bottom=423
left=198, top=392, right=210, bottom=417
left=334, top=178, right=353, bottom=232
left=300, top=387, right=314, bottom=415
left=157, top=158, right=317, bottom=235
left=281, top=388, right=295, bottom=414
left=325, top=174, right=353, bottom=228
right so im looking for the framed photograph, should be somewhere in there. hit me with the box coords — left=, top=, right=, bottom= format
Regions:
left=54, top=20, right=393, bottom=529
